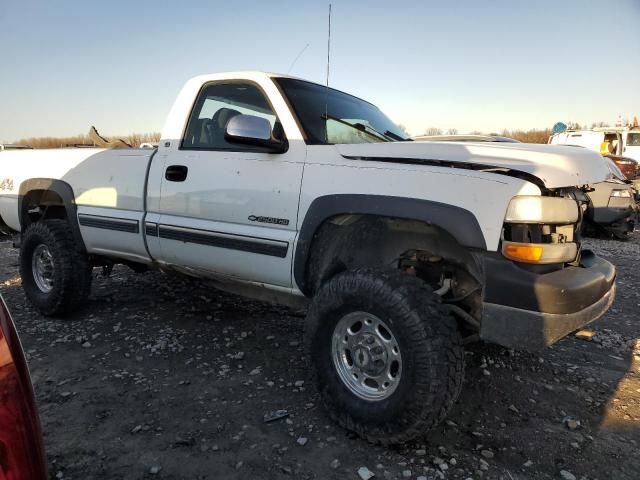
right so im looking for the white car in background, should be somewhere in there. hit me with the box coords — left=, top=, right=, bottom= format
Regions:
left=549, top=127, right=640, bottom=161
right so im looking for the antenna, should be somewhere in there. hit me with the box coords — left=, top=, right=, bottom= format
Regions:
left=323, top=3, right=332, bottom=142
left=326, top=3, right=332, bottom=88
left=287, top=43, right=310, bottom=74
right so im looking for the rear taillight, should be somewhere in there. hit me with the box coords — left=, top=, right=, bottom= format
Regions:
left=0, top=298, right=47, bottom=480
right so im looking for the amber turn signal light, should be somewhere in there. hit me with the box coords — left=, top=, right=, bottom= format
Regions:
left=502, top=243, right=543, bottom=263
left=501, top=241, right=578, bottom=264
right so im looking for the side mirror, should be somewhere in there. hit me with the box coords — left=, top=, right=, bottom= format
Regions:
left=225, top=114, right=287, bottom=153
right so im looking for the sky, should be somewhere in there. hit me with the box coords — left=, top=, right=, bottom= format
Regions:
left=1, top=0, right=639, bottom=142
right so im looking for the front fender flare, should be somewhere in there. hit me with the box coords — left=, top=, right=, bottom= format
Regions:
left=293, top=194, right=487, bottom=294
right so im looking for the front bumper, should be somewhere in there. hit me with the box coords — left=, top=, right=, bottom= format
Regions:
left=478, top=250, right=616, bottom=351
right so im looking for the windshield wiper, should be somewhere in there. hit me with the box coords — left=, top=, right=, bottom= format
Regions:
left=383, top=130, right=412, bottom=141
left=321, top=114, right=392, bottom=142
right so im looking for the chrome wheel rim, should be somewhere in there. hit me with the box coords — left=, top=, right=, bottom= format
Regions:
left=331, top=311, right=402, bottom=401
left=32, top=244, right=55, bottom=293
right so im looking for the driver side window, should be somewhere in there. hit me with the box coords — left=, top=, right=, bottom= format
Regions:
left=182, top=82, right=279, bottom=151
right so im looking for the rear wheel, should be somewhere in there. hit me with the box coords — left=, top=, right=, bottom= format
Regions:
left=20, top=220, right=92, bottom=315
left=305, top=269, right=464, bottom=445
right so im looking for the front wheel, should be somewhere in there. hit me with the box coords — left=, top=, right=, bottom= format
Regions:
left=20, top=220, right=92, bottom=315
left=305, top=269, right=464, bottom=445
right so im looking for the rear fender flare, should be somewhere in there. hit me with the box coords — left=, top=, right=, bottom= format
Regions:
left=18, top=178, right=85, bottom=250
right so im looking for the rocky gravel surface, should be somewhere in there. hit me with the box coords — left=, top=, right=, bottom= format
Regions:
left=0, top=236, right=638, bottom=480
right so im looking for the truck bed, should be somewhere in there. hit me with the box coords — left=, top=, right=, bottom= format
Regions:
left=0, top=147, right=155, bottom=231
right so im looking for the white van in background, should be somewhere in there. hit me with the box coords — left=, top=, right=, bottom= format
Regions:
left=549, top=127, right=640, bottom=161
left=626, top=129, right=640, bottom=160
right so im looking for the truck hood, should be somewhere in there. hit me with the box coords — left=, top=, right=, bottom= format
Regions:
left=336, top=141, right=611, bottom=189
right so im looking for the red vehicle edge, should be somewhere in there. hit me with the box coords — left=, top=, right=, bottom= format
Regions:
left=0, top=297, right=47, bottom=480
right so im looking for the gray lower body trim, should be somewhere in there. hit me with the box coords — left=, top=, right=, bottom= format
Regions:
left=78, top=214, right=140, bottom=234
left=480, top=282, right=616, bottom=351
left=145, top=221, right=158, bottom=237
left=154, top=224, right=289, bottom=258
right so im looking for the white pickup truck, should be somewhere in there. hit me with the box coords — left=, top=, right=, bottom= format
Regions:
left=0, top=72, right=616, bottom=444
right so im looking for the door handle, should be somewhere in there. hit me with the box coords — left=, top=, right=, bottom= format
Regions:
left=165, top=165, right=188, bottom=182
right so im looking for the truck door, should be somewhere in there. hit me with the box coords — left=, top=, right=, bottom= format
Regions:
left=150, top=81, right=305, bottom=288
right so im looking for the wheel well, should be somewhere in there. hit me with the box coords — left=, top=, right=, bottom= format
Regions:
left=302, top=214, right=484, bottom=319
left=20, top=189, right=68, bottom=229
left=0, top=214, right=11, bottom=235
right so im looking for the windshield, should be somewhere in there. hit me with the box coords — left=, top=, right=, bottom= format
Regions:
left=627, top=132, right=640, bottom=147
left=273, top=77, right=410, bottom=144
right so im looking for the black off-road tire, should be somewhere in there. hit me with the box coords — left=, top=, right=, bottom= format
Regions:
left=305, top=269, right=464, bottom=445
left=20, top=220, right=92, bottom=315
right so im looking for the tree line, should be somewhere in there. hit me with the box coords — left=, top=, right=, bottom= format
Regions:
left=419, top=121, right=614, bottom=144
left=9, top=132, right=161, bottom=149
left=419, top=127, right=553, bottom=143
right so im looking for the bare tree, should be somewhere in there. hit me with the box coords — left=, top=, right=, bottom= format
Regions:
left=502, top=128, right=553, bottom=143
left=446, top=128, right=458, bottom=135
left=425, top=127, right=442, bottom=136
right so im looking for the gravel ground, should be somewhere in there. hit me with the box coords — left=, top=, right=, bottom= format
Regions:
left=0, top=236, right=638, bottom=480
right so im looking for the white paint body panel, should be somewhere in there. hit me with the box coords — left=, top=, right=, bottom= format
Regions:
left=0, top=148, right=153, bottom=231
left=155, top=215, right=296, bottom=286
left=77, top=206, right=149, bottom=263
left=338, top=141, right=611, bottom=189
left=152, top=72, right=307, bottom=287
left=299, top=146, right=541, bottom=252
